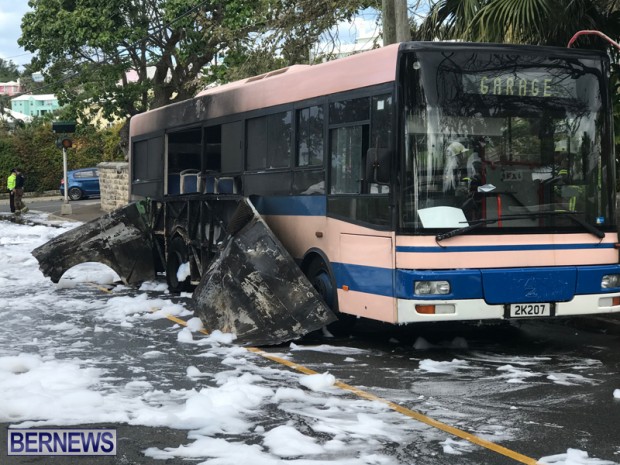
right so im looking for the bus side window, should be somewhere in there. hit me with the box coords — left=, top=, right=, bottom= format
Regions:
left=167, top=128, right=201, bottom=196
left=204, top=125, right=222, bottom=172
left=132, top=137, right=164, bottom=199
left=329, top=125, right=368, bottom=194
left=221, top=121, right=243, bottom=173
left=247, top=112, right=292, bottom=170
left=297, top=105, right=324, bottom=167
left=368, top=94, right=392, bottom=193
left=203, top=125, right=222, bottom=193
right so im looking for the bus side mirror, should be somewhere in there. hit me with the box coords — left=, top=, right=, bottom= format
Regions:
left=366, top=148, right=391, bottom=184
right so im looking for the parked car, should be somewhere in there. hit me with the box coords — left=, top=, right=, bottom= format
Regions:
left=59, top=167, right=100, bottom=201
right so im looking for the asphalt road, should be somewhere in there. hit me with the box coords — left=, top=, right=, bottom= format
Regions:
left=2, top=282, right=619, bottom=465
left=0, top=195, right=105, bottom=223
left=1, top=199, right=620, bottom=464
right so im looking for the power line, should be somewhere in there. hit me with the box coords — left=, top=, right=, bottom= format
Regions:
left=0, top=52, right=33, bottom=61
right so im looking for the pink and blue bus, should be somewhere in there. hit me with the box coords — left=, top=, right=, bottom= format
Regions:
left=128, top=41, right=620, bottom=330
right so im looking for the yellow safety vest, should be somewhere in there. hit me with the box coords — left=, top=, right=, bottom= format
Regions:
left=7, top=174, right=16, bottom=191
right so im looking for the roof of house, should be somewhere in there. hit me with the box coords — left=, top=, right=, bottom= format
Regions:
left=11, top=94, right=57, bottom=102
left=0, top=108, right=33, bottom=123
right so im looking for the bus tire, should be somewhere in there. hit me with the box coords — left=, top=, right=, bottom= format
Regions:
left=166, top=236, right=192, bottom=293
left=306, top=258, right=356, bottom=336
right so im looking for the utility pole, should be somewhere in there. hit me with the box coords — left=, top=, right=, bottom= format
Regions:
left=382, top=0, right=410, bottom=45
left=382, top=0, right=396, bottom=45
left=52, top=121, right=76, bottom=215
left=395, top=0, right=410, bottom=43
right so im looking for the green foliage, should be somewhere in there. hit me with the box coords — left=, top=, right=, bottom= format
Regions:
left=0, top=121, right=124, bottom=193
left=420, top=0, right=620, bottom=46
left=19, top=0, right=373, bottom=126
left=0, top=59, right=19, bottom=82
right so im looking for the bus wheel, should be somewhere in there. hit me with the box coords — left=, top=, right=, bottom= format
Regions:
left=166, top=236, right=192, bottom=293
left=306, top=258, right=356, bottom=335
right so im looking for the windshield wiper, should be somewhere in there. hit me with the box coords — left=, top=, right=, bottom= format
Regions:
left=435, top=211, right=605, bottom=242
left=550, top=211, right=605, bottom=239
left=435, top=218, right=498, bottom=241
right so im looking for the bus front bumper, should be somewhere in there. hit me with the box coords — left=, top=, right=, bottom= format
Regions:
left=397, top=294, right=620, bottom=324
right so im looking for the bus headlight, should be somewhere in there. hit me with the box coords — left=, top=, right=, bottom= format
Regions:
left=601, top=274, right=620, bottom=289
left=414, top=280, right=450, bottom=295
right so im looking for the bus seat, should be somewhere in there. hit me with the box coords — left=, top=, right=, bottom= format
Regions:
left=217, top=177, right=236, bottom=194
left=167, top=173, right=181, bottom=195
left=203, top=176, right=216, bottom=193
left=180, top=169, right=200, bottom=194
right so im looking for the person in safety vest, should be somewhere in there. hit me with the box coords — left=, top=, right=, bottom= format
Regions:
left=6, top=168, right=16, bottom=213
left=14, top=168, right=28, bottom=214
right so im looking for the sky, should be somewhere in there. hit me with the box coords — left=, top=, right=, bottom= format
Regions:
left=0, top=211, right=618, bottom=464
left=0, top=1, right=32, bottom=68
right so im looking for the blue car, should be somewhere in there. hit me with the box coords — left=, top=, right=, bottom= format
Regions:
left=60, top=167, right=100, bottom=201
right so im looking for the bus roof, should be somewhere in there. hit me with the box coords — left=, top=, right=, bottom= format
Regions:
left=129, top=43, right=401, bottom=138
left=129, top=41, right=608, bottom=139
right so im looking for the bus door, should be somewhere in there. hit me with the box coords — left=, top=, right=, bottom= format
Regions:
left=329, top=122, right=395, bottom=323
left=338, top=233, right=395, bottom=323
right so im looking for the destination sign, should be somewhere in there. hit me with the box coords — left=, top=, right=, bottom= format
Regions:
left=462, top=71, right=577, bottom=99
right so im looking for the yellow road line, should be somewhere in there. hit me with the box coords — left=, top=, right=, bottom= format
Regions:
left=248, top=347, right=539, bottom=465
left=85, top=282, right=113, bottom=293
left=163, top=314, right=540, bottom=465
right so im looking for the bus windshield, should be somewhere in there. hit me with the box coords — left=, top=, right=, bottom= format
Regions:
left=401, top=47, right=615, bottom=234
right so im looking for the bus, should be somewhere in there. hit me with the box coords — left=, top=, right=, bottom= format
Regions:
left=128, top=41, right=620, bottom=331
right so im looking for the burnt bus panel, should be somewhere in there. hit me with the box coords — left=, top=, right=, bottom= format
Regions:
left=192, top=199, right=337, bottom=345
left=32, top=201, right=157, bottom=285
left=32, top=197, right=335, bottom=346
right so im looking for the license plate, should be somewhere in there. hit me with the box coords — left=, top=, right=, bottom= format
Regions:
left=509, top=303, right=551, bottom=317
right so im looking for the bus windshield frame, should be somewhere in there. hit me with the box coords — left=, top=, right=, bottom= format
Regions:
left=400, top=45, right=616, bottom=235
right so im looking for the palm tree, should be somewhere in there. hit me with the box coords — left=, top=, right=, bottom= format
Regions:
left=419, top=0, right=620, bottom=48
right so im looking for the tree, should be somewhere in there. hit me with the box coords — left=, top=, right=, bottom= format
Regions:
left=0, top=59, right=19, bottom=82
left=20, top=0, right=213, bottom=122
left=420, top=0, right=620, bottom=46
left=204, top=0, right=378, bottom=82
left=19, top=0, right=374, bottom=129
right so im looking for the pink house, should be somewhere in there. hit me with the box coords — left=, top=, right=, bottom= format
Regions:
left=0, top=80, right=22, bottom=96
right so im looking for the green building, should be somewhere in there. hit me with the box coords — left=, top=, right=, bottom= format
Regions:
left=11, top=94, right=61, bottom=117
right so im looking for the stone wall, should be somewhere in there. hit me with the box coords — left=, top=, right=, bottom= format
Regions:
left=98, top=162, right=129, bottom=212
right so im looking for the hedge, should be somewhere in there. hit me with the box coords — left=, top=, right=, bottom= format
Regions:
left=0, top=121, right=125, bottom=193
